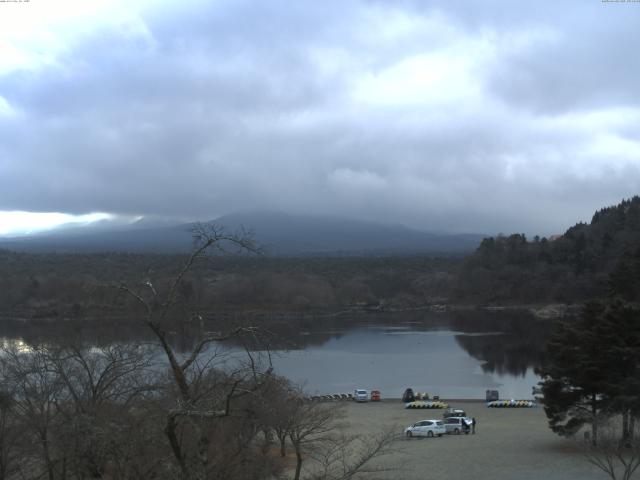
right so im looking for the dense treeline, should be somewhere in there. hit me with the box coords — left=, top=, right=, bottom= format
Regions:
left=456, top=196, right=640, bottom=303
left=0, top=252, right=459, bottom=320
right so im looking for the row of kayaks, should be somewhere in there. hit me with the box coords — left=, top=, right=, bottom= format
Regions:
left=487, top=400, right=537, bottom=408
left=404, top=400, right=537, bottom=409
left=405, top=401, right=449, bottom=409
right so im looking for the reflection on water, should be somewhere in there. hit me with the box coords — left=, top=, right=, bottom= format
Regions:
left=450, top=309, right=552, bottom=377
left=0, top=309, right=556, bottom=399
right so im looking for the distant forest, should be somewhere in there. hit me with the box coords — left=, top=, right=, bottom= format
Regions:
left=0, top=252, right=457, bottom=321
left=1, top=197, right=640, bottom=321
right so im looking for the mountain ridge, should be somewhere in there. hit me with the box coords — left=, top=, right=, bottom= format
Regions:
left=0, top=211, right=487, bottom=256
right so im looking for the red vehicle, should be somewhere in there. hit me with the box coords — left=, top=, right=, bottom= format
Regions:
left=370, top=390, right=381, bottom=401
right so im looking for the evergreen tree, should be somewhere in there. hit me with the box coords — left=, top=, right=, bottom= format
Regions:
left=537, top=301, right=611, bottom=445
left=598, top=301, right=640, bottom=443
left=609, top=247, right=640, bottom=302
left=538, top=300, right=640, bottom=445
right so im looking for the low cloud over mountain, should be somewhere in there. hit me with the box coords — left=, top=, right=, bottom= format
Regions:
left=0, top=1, right=638, bottom=236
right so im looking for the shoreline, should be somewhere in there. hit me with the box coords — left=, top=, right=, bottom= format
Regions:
left=0, top=302, right=578, bottom=324
left=339, top=400, right=602, bottom=480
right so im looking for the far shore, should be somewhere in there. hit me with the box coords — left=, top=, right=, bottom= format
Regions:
left=0, top=301, right=580, bottom=324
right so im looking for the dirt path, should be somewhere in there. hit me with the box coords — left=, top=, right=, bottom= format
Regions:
left=341, top=400, right=606, bottom=480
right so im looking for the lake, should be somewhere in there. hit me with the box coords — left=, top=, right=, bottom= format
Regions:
left=0, top=308, right=555, bottom=400
left=263, top=309, right=551, bottom=399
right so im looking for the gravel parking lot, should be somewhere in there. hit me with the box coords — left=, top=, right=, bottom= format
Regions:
left=341, top=400, right=606, bottom=480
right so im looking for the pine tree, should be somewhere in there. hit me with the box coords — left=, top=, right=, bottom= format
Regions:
left=598, top=301, right=640, bottom=443
left=538, top=300, right=640, bottom=445
left=537, top=301, right=611, bottom=445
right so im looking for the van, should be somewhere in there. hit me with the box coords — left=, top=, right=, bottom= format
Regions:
left=444, top=417, right=471, bottom=435
left=354, top=389, right=369, bottom=402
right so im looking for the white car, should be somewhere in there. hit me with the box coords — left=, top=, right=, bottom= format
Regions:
left=405, top=419, right=446, bottom=438
left=354, top=389, right=369, bottom=402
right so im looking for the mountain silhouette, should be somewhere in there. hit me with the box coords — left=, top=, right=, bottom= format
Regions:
left=0, top=211, right=485, bottom=255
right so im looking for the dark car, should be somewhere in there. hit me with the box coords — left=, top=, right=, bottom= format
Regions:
left=443, top=408, right=467, bottom=419
left=402, top=388, right=415, bottom=403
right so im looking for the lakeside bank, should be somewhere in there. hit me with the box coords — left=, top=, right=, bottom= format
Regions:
left=339, top=400, right=604, bottom=480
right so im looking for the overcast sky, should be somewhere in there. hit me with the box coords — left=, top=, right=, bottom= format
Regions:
left=0, top=0, right=639, bottom=236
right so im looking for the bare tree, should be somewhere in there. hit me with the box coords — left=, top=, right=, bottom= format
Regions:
left=0, top=391, right=20, bottom=480
left=308, top=429, right=399, bottom=480
left=114, top=223, right=278, bottom=479
left=284, top=398, right=399, bottom=480
left=0, top=343, right=167, bottom=480
left=287, top=401, right=345, bottom=480
left=257, top=374, right=298, bottom=457
left=50, top=344, right=155, bottom=412
left=49, top=344, right=161, bottom=479
left=0, top=346, right=67, bottom=480
left=583, top=420, right=640, bottom=480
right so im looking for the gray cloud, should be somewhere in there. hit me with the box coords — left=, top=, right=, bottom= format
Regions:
left=0, top=0, right=639, bottom=237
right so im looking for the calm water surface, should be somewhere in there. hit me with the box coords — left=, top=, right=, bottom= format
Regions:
left=256, top=309, right=552, bottom=399
left=0, top=309, right=554, bottom=400
left=270, top=324, right=541, bottom=399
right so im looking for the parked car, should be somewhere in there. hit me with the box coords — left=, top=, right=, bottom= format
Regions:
left=405, top=419, right=446, bottom=438
left=443, top=416, right=471, bottom=435
left=354, top=389, right=369, bottom=402
left=486, top=389, right=499, bottom=401
left=402, top=388, right=415, bottom=403
left=443, top=408, right=466, bottom=419
left=371, top=390, right=381, bottom=401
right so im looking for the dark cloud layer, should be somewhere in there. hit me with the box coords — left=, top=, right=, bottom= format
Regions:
left=1, top=0, right=639, bottom=236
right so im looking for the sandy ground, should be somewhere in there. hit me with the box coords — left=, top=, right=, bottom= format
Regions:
left=340, top=400, right=607, bottom=480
